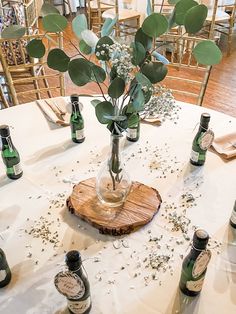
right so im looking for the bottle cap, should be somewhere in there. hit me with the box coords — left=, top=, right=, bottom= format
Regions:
left=65, top=250, right=82, bottom=270
left=193, top=229, right=209, bottom=250
left=200, top=113, right=210, bottom=128
left=0, top=125, right=10, bottom=137
left=70, top=94, right=79, bottom=103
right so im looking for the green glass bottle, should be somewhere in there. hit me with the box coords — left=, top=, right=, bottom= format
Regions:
left=179, top=229, right=211, bottom=297
left=0, top=125, right=23, bottom=179
left=190, top=113, right=214, bottom=166
left=70, top=94, right=85, bottom=143
left=126, top=113, right=140, bottom=142
left=230, top=200, right=236, bottom=229
left=0, top=248, right=11, bottom=288
left=66, top=251, right=91, bottom=314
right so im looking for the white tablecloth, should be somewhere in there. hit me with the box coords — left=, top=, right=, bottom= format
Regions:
left=0, top=98, right=236, bottom=314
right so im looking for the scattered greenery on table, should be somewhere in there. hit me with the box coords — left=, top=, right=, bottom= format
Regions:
left=1, top=1, right=222, bottom=135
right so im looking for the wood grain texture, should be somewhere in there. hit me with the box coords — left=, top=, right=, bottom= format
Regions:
left=67, top=177, right=162, bottom=236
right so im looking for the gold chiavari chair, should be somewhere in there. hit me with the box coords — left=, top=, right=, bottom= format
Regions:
left=157, top=35, right=212, bottom=106
left=0, top=33, right=65, bottom=106
left=87, top=0, right=141, bottom=37
left=205, top=0, right=236, bottom=55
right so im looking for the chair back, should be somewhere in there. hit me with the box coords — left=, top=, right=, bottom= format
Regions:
left=0, top=32, right=65, bottom=106
left=157, top=34, right=212, bottom=106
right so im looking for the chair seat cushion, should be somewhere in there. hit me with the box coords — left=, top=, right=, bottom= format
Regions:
left=102, top=8, right=140, bottom=21
left=206, top=9, right=230, bottom=22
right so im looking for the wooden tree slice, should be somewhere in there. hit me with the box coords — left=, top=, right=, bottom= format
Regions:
left=67, top=177, right=162, bottom=236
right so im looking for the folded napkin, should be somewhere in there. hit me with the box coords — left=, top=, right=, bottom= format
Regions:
left=211, top=132, right=236, bottom=160
left=36, top=97, right=70, bottom=126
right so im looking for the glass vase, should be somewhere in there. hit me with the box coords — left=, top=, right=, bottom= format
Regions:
left=96, top=134, right=131, bottom=207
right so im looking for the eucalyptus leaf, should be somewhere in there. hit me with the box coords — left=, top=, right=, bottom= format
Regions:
left=79, top=39, right=92, bottom=55
left=101, top=17, right=118, bottom=36
left=108, top=77, right=125, bottom=98
left=95, top=101, right=115, bottom=124
left=81, top=30, right=99, bottom=48
left=168, top=10, right=177, bottom=30
left=174, top=0, right=198, bottom=25
left=47, top=49, right=70, bottom=72
left=72, top=14, right=88, bottom=39
left=68, top=58, right=92, bottom=86
left=142, top=13, right=168, bottom=38
left=152, top=51, right=170, bottom=65
left=184, top=5, right=208, bottom=34
left=141, top=62, right=168, bottom=83
left=41, top=3, right=60, bottom=16
left=95, top=36, right=114, bottom=61
left=42, top=14, right=68, bottom=32
left=91, top=99, right=102, bottom=107
left=168, top=0, right=181, bottom=4
left=128, top=113, right=140, bottom=127
left=1, top=25, right=26, bottom=39
left=135, top=28, right=152, bottom=50
left=193, top=40, right=222, bottom=65
left=131, top=42, right=146, bottom=66
left=132, top=87, right=145, bottom=111
left=90, top=64, right=106, bottom=83
left=135, top=72, right=153, bottom=103
left=26, top=39, right=46, bottom=58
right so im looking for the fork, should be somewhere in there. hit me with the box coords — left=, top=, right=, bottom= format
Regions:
left=44, top=100, right=65, bottom=121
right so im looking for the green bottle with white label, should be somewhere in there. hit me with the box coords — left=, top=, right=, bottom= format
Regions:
left=230, top=200, right=236, bottom=229
left=126, top=113, right=140, bottom=142
left=190, top=113, right=213, bottom=166
left=0, top=248, right=11, bottom=288
left=70, top=94, right=85, bottom=144
left=179, top=229, right=211, bottom=296
left=0, top=125, right=23, bottom=180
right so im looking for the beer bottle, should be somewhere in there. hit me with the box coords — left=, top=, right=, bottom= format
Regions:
left=70, top=94, right=85, bottom=143
left=179, top=229, right=211, bottom=296
left=0, top=248, right=11, bottom=288
left=126, top=113, right=140, bottom=142
left=0, top=125, right=23, bottom=179
left=230, top=200, right=236, bottom=229
left=190, top=113, right=214, bottom=166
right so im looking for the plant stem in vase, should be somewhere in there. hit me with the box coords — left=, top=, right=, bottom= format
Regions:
left=96, top=134, right=131, bottom=207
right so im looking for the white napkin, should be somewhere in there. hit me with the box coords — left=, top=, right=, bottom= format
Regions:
left=211, top=132, right=236, bottom=160
left=36, top=97, right=70, bottom=126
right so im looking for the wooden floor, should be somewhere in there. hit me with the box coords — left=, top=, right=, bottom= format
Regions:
left=2, top=16, right=236, bottom=118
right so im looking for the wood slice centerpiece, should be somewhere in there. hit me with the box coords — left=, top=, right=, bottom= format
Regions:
left=67, top=177, right=162, bottom=236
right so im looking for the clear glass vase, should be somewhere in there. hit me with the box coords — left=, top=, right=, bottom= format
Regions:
left=96, top=134, right=131, bottom=207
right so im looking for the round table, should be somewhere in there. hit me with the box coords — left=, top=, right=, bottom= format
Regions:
left=0, top=98, right=235, bottom=313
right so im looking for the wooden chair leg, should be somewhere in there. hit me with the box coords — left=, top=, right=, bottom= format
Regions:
left=40, top=66, right=52, bottom=98
left=31, top=67, right=41, bottom=100
left=0, top=81, right=9, bottom=108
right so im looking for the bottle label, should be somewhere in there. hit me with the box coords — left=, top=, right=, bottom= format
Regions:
left=192, top=250, right=211, bottom=278
left=199, top=130, right=214, bottom=150
left=54, top=271, right=85, bottom=300
left=75, top=129, right=84, bottom=140
left=230, top=210, right=236, bottom=224
left=190, top=150, right=199, bottom=162
left=127, top=128, right=137, bottom=139
left=0, top=269, right=7, bottom=282
left=68, top=297, right=91, bottom=314
left=13, top=162, right=22, bottom=175
left=186, top=276, right=205, bottom=292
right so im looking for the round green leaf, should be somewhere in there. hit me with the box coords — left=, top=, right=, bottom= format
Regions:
left=79, top=39, right=92, bottom=55
left=1, top=25, right=26, bottom=39
left=135, top=28, right=152, bottom=50
left=68, top=58, right=92, bottom=86
left=108, top=77, right=125, bottom=99
left=184, top=5, right=208, bottom=34
left=47, top=49, right=70, bottom=72
left=95, top=101, right=115, bottom=124
left=42, top=14, right=68, bottom=32
left=131, top=42, right=146, bottom=66
left=72, top=14, right=88, bottom=39
left=131, top=86, right=145, bottom=111
left=128, top=113, right=139, bottom=127
left=95, top=36, right=114, bottom=61
left=175, top=0, right=198, bottom=25
left=141, top=62, right=168, bottom=83
left=142, top=13, right=168, bottom=38
left=91, top=64, right=106, bottom=83
left=101, top=17, right=118, bottom=37
left=26, top=39, right=45, bottom=58
left=41, top=3, right=60, bottom=16
left=193, top=40, right=222, bottom=65
left=81, top=30, right=99, bottom=48
left=168, top=0, right=181, bottom=4
left=135, top=72, right=153, bottom=103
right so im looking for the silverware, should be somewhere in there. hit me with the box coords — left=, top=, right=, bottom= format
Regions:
left=230, top=142, right=236, bottom=148
left=44, top=99, right=65, bottom=121
left=51, top=100, right=66, bottom=116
